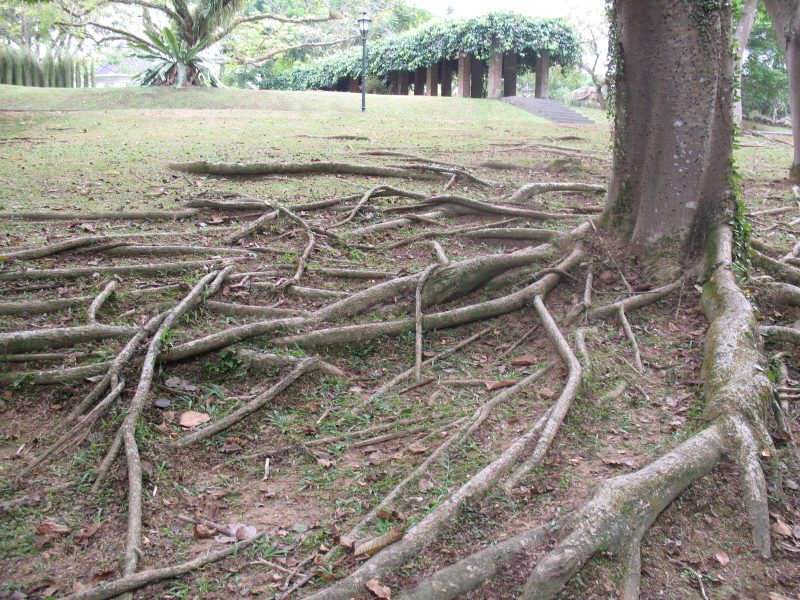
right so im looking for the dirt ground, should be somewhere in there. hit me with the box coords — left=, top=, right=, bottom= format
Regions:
left=0, top=96, right=799, bottom=600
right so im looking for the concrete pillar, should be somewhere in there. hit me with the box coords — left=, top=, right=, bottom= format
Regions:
left=535, top=50, right=550, bottom=99
left=414, top=67, right=426, bottom=95
left=399, top=71, right=410, bottom=95
left=503, top=52, right=517, bottom=97
left=470, top=56, right=484, bottom=98
left=457, top=54, right=472, bottom=98
left=398, top=71, right=409, bottom=95
left=487, top=37, right=503, bottom=99
left=348, top=76, right=359, bottom=93
left=425, top=64, right=438, bottom=96
left=440, top=60, right=453, bottom=97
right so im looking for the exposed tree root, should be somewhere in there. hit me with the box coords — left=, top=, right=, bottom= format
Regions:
left=167, top=160, right=446, bottom=181
left=0, top=209, right=201, bottom=221
left=395, top=523, right=551, bottom=600
left=0, top=235, right=108, bottom=260
left=0, top=259, right=234, bottom=282
left=59, top=534, right=264, bottom=600
left=87, top=280, right=118, bottom=322
left=0, top=324, right=138, bottom=354
left=508, top=182, right=607, bottom=203
left=170, top=358, right=344, bottom=448
left=100, top=245, right=263, bottom=257
left=271, top=248, right=584, bottom=348
left=391, top=195, right=576, bottom=221
left=751, top=247, right=800, bottom=286
left=0, top=361, right=113, bottom=385
left=618, top=307, right=643, bottom=371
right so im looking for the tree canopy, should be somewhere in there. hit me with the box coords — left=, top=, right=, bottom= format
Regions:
left=255, top=12, right=581, bottom=91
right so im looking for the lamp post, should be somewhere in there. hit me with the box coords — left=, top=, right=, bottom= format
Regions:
left=357, top=12, right=371, bottom=113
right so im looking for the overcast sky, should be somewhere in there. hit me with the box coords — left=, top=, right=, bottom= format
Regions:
left=407, top=0, right=607, bottom=20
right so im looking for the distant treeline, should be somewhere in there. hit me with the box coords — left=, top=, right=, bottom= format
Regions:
left=0, top=47, right=93, bottom=88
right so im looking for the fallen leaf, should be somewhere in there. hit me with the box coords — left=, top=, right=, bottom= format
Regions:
left=771, top=520, right=792, bottom=537
left=179, top=411, right=211, bottom=428
left=486, top=380, right=518, bottom=390
left=714, top=551, right=730, bottom=566
left=767, top=593, right=796, bottom=600
left=366, top=579, right=391, bottom=599
left=599, top=269, right=614, bottom=281
left=407, top=442, right=429, bottom=454
left=418, top=479, right=435, bottom=492
left=90, top=569, right=115, bottom=584
left=35, top=522, right=70, bottom=536
left=356, top=529, right=404, bottom=557
left=75, top=523, right=99, bottom=542
left=154, top=398, right=171, bottom=409
left=510, top=354, right=538, bottom=366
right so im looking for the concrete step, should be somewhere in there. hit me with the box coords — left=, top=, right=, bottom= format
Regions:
left=500, top=97, right=596, bottom=124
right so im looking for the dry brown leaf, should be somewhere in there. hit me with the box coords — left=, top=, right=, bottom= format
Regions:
left=767, top=593, right=796, bottom=600
left=194, top=524, right=215, bottom=538
left=714, top=551, right=730, bottom=566
left=407, top=442, right=429, bottom=454
left=90, top=569, right=116, bottom=584
left=486, top=380, right=517, bottom=390
left=771, top=520, right=792, bottom=537
left=355, top=529, right=404, bottom=557
left=36, top=522, right=70, bottom=536
left=510, top=354, right=538, bottom=366
left=75, top=523, right=98, bottom=541
left=366, top=579, right=391, bottom=599
left=179, top=411, right=211, bottom=428
left=418, top=479, right=435, bottom=492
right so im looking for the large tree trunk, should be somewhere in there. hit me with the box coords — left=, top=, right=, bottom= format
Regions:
left=762, top=0, right=800, bottom=181
left=603, top=0, right=735, bottom=261
left=733, top=0, right=760, bottom=125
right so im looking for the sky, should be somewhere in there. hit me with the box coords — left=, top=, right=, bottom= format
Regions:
left=407, top=0, right=607, bottom=20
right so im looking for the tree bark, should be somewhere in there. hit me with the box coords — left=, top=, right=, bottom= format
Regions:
left=603, top=0, right=735, bottom=260
left=761, top=0, right=800, bottom=181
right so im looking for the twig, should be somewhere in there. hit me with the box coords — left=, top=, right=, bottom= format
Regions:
left=668, top=559, right=709, bottom=600
left=275, top=206, right=316, bottom=290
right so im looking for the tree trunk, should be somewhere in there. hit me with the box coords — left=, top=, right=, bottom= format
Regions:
left=733, top=0, right=760, bottom=125
left=603, top=0, right=735, bottom=261
left=762, top=0, right=800, bottom=181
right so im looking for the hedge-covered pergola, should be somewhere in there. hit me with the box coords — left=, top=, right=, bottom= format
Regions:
left=256, top=12, right=581, bottom=99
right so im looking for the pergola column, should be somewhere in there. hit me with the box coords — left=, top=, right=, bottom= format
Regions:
left=457, top=54, right=472, bottom=98
left=348, top=76, right=359, bottom=93
left=425, top=64, right=438, bottom=96
left=487, top=37, right=503, bottom=99
left=503, top=52, right=517, bottom=97
left=389, top=71, right=400, bottom=95
left=470, top=56, right=484, bottom=98
left=399, top=71, right=410, bottom=95
left=414, top=67, right=426, bottom=95
left=535, top=49, right=550, bottom=98
left=440, top=60, right=453, bottom=97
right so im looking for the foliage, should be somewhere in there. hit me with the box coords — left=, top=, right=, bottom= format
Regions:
left=0, top=45, right=89, bottom=87
left=221, top=0, right=432, bottom=88
left=741, top=4, right=788, bottom=120
left=130, top=27, right=220, bottom=88
left=255, top=12, right=580, bottom=91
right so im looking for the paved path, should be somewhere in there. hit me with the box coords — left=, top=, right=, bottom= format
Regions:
left=501, top=97, right=596, bottom=124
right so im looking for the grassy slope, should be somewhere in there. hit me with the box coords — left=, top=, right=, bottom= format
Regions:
left=0, top=85, right=547, bottom=121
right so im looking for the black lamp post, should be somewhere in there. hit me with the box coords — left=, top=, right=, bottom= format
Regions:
left=357, top=12, right=371, bottom=113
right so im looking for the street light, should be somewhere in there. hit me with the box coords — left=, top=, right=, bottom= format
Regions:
left=357, top=12, right=371, bottom=113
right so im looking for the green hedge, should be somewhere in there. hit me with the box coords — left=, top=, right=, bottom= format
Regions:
left=0, top=47, right=92, bottom=88
left=257, top=12, right=580, bottom=91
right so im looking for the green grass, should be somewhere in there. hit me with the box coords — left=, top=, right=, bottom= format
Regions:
left=0, top=85, right=547, bottom=121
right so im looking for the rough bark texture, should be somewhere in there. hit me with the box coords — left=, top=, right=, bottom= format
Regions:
left=762, top=0, right=800, bottom=181
left=603, top=0, right=735, bottom=258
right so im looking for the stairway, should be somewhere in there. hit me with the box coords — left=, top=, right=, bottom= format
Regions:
left=501, top=97, right=596, bottom=125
